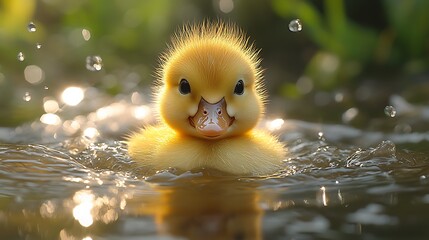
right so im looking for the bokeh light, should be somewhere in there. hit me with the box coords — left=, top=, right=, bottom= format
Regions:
left=83, top=127, right=99, bottom=140
left=40, top=113, right=62, bottom=125
left=61, top=87, right=85, bottom=106
left=43, top=99, right=60, bottom=113
left=219, top=0, right=234, bottom=13
left=72, top=190, right=95, bottom=227
left=133, top=105, right=151, bottom=120
left=24, top=65, right=45, bottom=85
left=266, top=118, right=285, bottom=131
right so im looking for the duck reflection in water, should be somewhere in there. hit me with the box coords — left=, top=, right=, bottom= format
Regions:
left=132, top=174, right=267, bottom=240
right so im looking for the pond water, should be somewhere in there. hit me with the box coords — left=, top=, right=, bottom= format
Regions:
left=1, top=92, right=429, bottom=240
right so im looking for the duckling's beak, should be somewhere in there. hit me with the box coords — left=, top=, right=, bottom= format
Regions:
left=189, top=97, right=235, bottom=138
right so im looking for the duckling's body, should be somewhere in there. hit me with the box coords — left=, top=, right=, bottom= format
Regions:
left=128, top=21, right=285, bottom=176
left=128, top=125, right=284, bottom=175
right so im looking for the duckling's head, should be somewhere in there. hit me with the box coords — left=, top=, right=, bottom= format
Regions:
left=156, top=21, right=266, bottom=139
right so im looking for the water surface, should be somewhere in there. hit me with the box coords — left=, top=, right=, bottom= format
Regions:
left=1, top=99, right=429, bottom=240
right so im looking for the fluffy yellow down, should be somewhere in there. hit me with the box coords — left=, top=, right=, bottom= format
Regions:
left=128, top=21, right=285, bottom=176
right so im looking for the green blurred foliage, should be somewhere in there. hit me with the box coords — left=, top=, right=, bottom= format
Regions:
left=0, top=0, right=184, bottom=125
left=0, top=0, right=428, bottom=127
left=272, top=0, right=429, bottom=90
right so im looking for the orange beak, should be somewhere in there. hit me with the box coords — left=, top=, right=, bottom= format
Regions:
left=189, top=97, right=234, bottom=138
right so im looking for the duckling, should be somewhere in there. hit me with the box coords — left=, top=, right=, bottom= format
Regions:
left=128, top=21, right=285, bottom=176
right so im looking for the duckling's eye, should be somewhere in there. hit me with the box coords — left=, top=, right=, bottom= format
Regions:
left=179, top=79, right=191, bottom=95
left=234, top=80, right=244, bottom=95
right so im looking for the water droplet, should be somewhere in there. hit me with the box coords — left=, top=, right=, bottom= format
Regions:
left=36, top=43, right=42, bottom=49
left=17, top=52, right=25, bottom=61
left=27, top=22, right=36, bottom=32
left=289, top=19, right=302, bottom=32
left=23, top=92, right=31, bottom=101
left=82, top=29, right=91, bottom=41
left=384, top=105, right=396, bottom=117
left=86, top=56, right=103, bottom=71
left=318, top=131, right=325, bottom=141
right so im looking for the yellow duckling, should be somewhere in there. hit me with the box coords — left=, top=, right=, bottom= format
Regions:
left=128, top=21, right=285, bottom=176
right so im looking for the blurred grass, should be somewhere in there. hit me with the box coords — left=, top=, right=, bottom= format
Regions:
left=272, top=0, right=429, bottom=89
left=0, top=0, right=428, bottom=127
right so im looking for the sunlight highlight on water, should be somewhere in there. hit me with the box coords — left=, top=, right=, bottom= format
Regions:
left=320, top=186, right=328, bottom=206
left=267, top=118, right=285, bottom=131
left=61, top=86, right=84, bottom=106
left=83, top=127, right=99, bottom=140
left=133, top=105, right=151, bottom=120
left=318, top=131, right=325, bottom=140
left=72, top=190, right=95, bottom=227
left=40, top=113, right=62, bottom=125
left=40, top=200, right=56, bottom=219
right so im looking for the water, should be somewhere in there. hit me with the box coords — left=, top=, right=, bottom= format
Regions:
left=289, top=19, right=302, bottom=32
left=3, top=20, right=429, bottom=238
left=61, top=86, right=85, bottom=106
left=82, top=29, right=91, bottom=41
left=17, top=52, right=25, bottom=62
left=22, top=92, right=31, bottom=102
left=1, top=95, right=429, bottom=239
left=385, top=105, right=397, bottom=118
left=27, top=22, right=36, bottom=32
left=86, top=56, right=103, bottom=71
